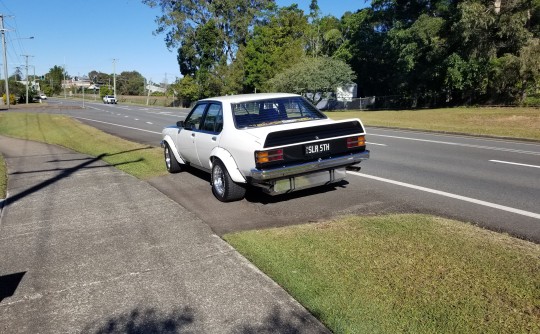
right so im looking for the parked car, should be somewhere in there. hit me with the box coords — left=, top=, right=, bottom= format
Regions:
left=39, top=93, right=47, bottom=100
left=161, top=93, right=369, bottom=202
left=103, top=95, right=117, bottom=104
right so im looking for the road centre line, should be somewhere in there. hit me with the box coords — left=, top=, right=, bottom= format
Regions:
left=369, top=134, right=540, bottom=156
left=490, top=160, right=540, bottom=169
left=348, top=172, right=540, bottom=220
left=74, top=117, right=161, bottom=134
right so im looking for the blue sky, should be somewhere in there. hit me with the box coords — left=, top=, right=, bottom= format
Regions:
left=0, top=0, right=367, bottom=84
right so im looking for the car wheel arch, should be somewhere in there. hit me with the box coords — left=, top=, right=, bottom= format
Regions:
left=209, top=147, right=246, bottom=184
left=162, top=136, right=186, bottom=165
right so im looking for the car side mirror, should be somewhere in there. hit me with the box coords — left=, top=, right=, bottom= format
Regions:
left=176, top=120, right=185, bottom=128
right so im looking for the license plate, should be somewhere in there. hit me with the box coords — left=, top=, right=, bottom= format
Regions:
left=305, top=142, right=331, bottom=155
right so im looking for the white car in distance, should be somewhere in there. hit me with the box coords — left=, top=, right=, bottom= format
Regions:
left=161, top=93, right=369, bottom=202
left=103, top=95, right=117, bottom=104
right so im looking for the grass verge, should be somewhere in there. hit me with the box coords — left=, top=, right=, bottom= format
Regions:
left=224, top=214, right=540, bottom=334
left=0, top=113, right=167, bottom=179
left=326, top=107, right=540, bottom=141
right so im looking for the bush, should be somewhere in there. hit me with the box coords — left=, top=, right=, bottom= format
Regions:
left=523, top=95, right=540, bottom=107
left=2, top=94, right=16, bottom=105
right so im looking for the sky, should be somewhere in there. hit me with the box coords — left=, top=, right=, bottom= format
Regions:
left=0, top=0, right=367, bottom=84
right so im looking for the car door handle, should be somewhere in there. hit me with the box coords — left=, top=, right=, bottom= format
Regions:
left=191, top=133, right=195, bottom=137
left=211, top=136, right=217, bottom=141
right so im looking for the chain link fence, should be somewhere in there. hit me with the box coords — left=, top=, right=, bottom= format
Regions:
left=319, top=94, right=540, bottom=111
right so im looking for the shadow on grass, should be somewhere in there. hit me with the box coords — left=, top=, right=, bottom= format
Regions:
left=81, top=305, right=327, bottom=334
left=4, top=147, right=151, bottom=206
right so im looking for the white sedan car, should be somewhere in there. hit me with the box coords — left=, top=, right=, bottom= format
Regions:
left=161, top=93, right=369, bottom=202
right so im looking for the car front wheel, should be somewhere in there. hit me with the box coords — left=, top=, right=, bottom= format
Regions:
left=164, top=143, right=182, bottom=173
left=211, top=160, right=246, bottom=202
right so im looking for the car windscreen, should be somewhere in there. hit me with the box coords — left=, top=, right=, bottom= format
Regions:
left=232, top=97, right=326, bottom=128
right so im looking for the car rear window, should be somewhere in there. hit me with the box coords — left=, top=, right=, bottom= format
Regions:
left=232, top=97, right=326, bottom=128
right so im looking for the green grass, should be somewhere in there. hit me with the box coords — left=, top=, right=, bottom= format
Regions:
left=326, top=107, right=540, bottom=141
left=225, top=214, right=540, bottom=334
left=67, top=94, right=182, bottom=107
left=0, top=113, right=167, bottom=179
left=0, top=153, right=6, bottom=198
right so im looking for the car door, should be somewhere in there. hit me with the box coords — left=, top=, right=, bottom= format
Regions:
left=194, top=103, right=223, bottom=170
left=176, top=103, right=207, bottom=165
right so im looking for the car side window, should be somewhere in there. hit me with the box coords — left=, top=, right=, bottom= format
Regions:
left=201, top=103, right=223, bottom=133
left=185, top=104, right=206, bottom=130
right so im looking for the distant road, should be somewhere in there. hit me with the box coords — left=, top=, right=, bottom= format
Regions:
left=40, top=98, right=540, bottom=242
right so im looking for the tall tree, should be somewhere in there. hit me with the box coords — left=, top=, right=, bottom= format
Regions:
left=242, top=5, right=308, bottom=92
left=143, top=0, right=275, bottom=97
left=46, top=65, right=67, bottom=95
left=117, top=71, right=145, bottom=95
left=88, top=70, right=111, bottom=86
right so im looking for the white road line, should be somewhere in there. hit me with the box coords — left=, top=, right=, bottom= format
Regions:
left=366, top=142, right=387, bottom=146
left=370, top=134, right=540, bottom=156
left=369, top=127, right=540, bottom=147
left=146, top=122, right=153, bottom=125
left=134, top=118, right=139, bottom=121
left=74, top=117, right=161, bottom=134
left=490, top=160, right=540, bottom=169
left=348, top=172, right=540, bottom=220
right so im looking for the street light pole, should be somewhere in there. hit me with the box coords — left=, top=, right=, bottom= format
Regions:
left=112, top=58, right=117, bottom=98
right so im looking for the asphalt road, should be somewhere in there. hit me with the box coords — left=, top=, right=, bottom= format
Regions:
left=38, top=98, right=540, bottom=242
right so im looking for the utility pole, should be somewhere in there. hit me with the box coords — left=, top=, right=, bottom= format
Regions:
left=22, top=54, right=33, bottom=104
left=63, top=57, right=67, bottom=99
left=112, top=58, right=117, bottom=98
left=63, top=66, right=67, bottom=99
left=146, top=78, right=151, bottom=106
left=0, top=14, right=10, bottom=108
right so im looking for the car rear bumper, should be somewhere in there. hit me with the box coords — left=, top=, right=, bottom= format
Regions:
left=250, top=150, right=370, bottom=181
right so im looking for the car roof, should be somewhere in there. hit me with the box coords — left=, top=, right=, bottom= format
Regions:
left=199, top=93, right=300, bottom=104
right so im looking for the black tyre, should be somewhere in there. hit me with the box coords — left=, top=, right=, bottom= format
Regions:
left=211, top=159, right=246, bottom=202
left=164, top=143, right=182, bottom=173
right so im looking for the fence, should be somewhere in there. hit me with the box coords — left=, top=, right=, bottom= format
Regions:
left=321, top=95, right=540, bottom=111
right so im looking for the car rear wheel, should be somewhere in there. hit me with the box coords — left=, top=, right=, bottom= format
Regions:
left=211, top=160, right=246, bottom=202
left=164, top=143, right=182, bottom=173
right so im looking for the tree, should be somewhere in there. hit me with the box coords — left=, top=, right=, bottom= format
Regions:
left=117, top=71, right=145, bottom=95
left=242, top=5, right=308, bottom=92
left=100, top=85, right=112, bottom=98
left=11, top=67, right=23, bottom=81
left=0, top=80, right=24, bottom=102
left=143, top=0, right=275, bottom=97
left=268, top=57, right=356, bottom=105
left=41, top=65, right=67, bottom=96
left=88, top=70, right=111, bottom=86
left=170, top=76, right=200, bottom=106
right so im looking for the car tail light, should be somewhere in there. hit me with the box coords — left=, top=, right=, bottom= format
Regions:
left=347, top=135, right=366, bottom=148
left=255, top=149, right=284, bottom=164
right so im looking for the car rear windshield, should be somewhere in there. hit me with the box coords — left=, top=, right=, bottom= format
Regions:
left=232, top=97, right=326, bottom=128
